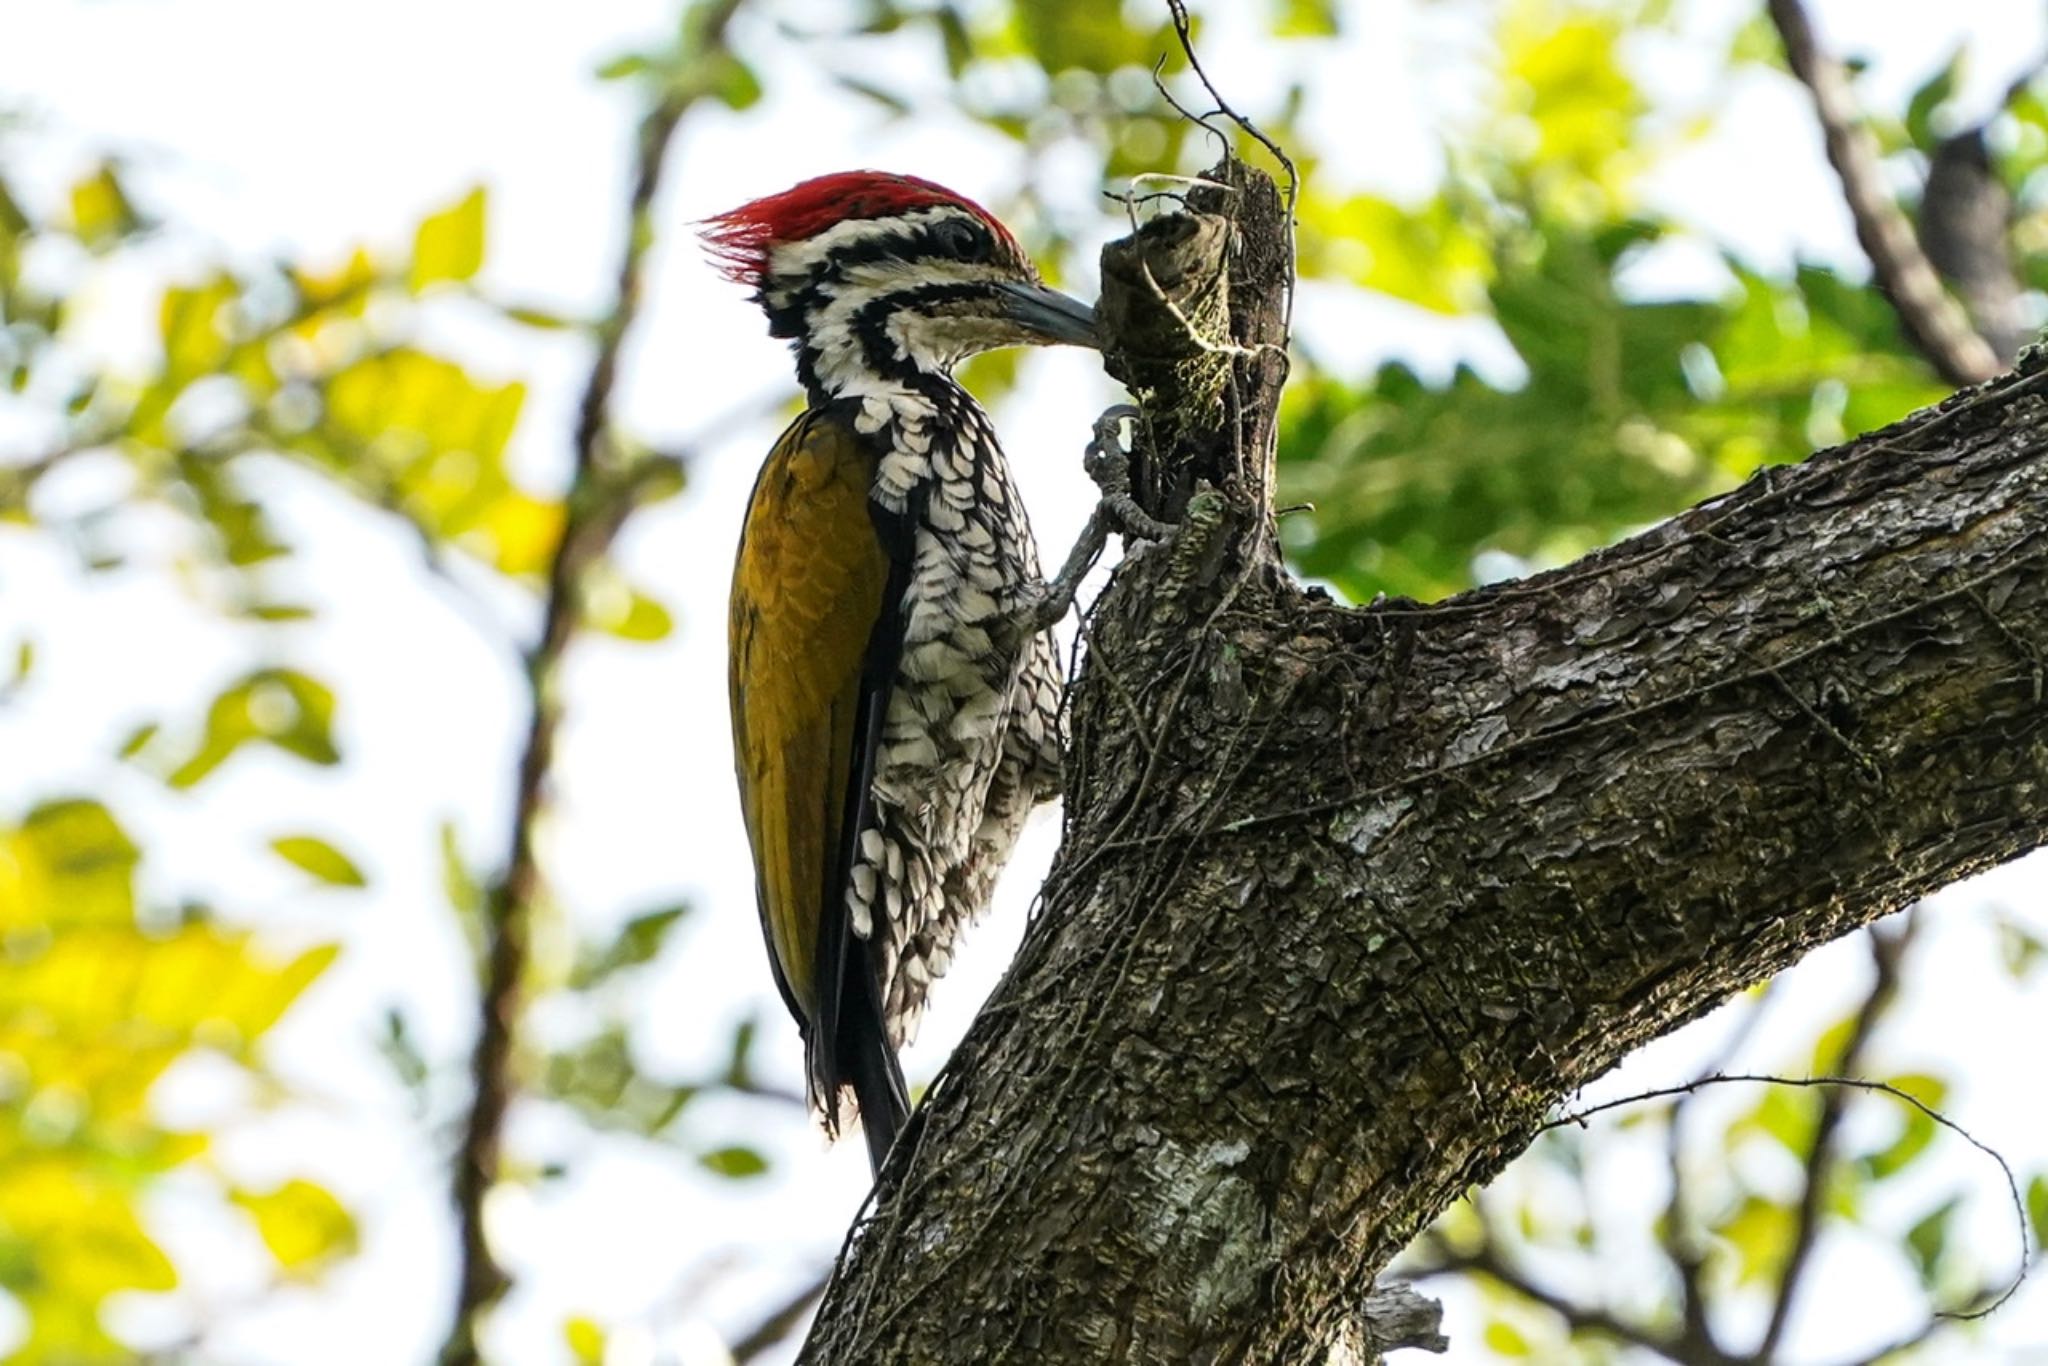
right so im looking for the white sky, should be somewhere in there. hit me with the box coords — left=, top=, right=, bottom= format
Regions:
left=1, top=1, right=2046, bottom=1363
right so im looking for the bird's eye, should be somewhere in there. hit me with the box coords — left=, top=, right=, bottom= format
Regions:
left=931, top=217, right=989, bottom=262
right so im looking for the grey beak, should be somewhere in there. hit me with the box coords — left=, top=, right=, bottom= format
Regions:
left=994, top=280, right=1099, bottom=348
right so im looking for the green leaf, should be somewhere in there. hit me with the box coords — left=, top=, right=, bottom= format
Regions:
left=168, top=669, right=340, bottom=788
left=0, top=176, right=29, bottom=240
left=595, top=52, right=652, bottom=81
left=698, top=1145, right=770, bottom=1180
left=1997, top=918, right=2046, bottom=980
left=1861, top=1103, right=1937, bottom=1182
left=1905, top=1195, right=1961, bottom=1280
left=116, top=721, right=160, bottom=761
left=409, top=187, right=487, bottom=292
left=724, top=1016, right=758, bottom=1089
left=439, top=821, right=489, bottom=972
left=572, top=904, right=690, bottom=988
left=5, top=798, right=141, bottom=927
left=502, top=304, right=579, bottom=331
left=8, top=637, right=34, bottom=689
left=589, top=579, right=673, bottom=643
left=378, top=1008, right=430, bottom=1103
left=934, top=6, right=973, bottom=77
left=268, top=835, right=367, bottom=889
left=1276, top=0, right=1340, bottom=37
left=2028, top=1174, right=2048, bottom=1252
left=1807, top=1012, right=1859, bottom=1074
left=245, top=603, right=316, bottom=623
left=708, top=52, right=763, bottom=110
left=1882, top=1073, right=1947, bottom=1108
left=834, top=75, right=913, bottom=117
left=1718, top=1194, right=1794, bottom=1285
left=1903, top=46, right=1966, bottom=152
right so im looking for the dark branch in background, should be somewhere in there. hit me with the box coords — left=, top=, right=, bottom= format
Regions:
left=1409, top=1227, right=1688, bottom=1363
left=1752, top=920, right=1909, bottom=1359
left=436, top=2, right=748, bottom=1361
left=1765, top=0, right=2002, bottom=387
left=1663, top=983, right=1777, bottom=1363
left=729, top=1273, right=832, bottom=1364
left=1919, top=54, right=2048, bottom=366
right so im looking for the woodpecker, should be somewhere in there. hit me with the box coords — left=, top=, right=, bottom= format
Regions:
left=707, top=172, right=1097, bottom=1176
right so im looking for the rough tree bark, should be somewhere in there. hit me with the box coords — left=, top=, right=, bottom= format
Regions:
left=798, top=160, right=2048, bottom=1363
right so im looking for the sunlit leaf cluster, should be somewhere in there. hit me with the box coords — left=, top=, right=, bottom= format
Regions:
left=0, top=799, right=339, bottom=1360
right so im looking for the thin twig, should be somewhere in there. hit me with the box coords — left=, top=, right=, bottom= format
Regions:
left=1544, top=1068, right=2028, bottom=1325
left=1765, top=0, right=2000, bottom=387
left=1162, top=0, right=1298, bottom=332
left=435, top=3, right=748, bottom=1360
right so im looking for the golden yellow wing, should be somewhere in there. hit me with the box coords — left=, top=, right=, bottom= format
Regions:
left=729, top=409, right=889, bottom=1031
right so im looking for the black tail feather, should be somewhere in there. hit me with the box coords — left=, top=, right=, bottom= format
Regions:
left=841, top=963, right=910, bottom=1178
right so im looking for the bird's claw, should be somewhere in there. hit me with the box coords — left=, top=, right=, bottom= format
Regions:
left=1084, top=404, right=1173, bottom=542
left=1004, top=405, right=1176, bottom=639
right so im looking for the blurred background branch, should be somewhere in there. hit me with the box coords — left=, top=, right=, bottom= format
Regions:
left=1765, top=0, right=2002, bottom=385
left=437, top=2, right=750, bottom=1362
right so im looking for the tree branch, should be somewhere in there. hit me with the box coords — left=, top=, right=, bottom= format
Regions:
left=1408, top=1231, right=1697, bottom=1363
left=731, top=1272, right=831, bottom=1363
left=1765, top=0, right=2002, bottom=386
left=799, top=153, right=2048, bottom=1359
left=436, top=4, right=746, bottom=1360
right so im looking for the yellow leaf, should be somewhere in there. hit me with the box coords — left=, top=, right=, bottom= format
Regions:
left=588, top=577, right=673, bottom=643
left=1300, top=192, right=1493, bottom=314
left=563, top=1315, right=607, bottom=1364
left=159, top=276, right=239, bottom=384
left=0, top=1158, right=179, bottom=1296
left=410, top=186, right=488, bottom=291
left=295, top=244, right=381, bottom=315
left=66, top=163, right=137, bottom=248
left=477, top=492, right=564, bottom=578
left=233, top=1179, right=358, bottom=1274
left=1483, top=1319, right=1532, bottom=1356
left=0, top=799, right=140, bottom=931
left=1495, top=0, right=1646, bottom=217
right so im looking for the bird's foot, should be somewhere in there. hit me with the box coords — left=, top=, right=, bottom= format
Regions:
left=1008, top=508, right=1106, bottom=637
left=1085, top=404, right=1174, bottom=542
left=1004, top=405, right=1176, bottom=638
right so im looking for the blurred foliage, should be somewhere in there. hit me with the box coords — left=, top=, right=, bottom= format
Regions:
left=0, top=798, right=335, bottom=1360
left=1275, top=1, right=1957, bottom=601
left=4, top=0, right=2048, bottom=1360
left=1402, top=923, right=2048, bottom=1362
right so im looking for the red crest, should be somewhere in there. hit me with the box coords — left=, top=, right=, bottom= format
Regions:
left=700, top=171, right=1017, bottom=286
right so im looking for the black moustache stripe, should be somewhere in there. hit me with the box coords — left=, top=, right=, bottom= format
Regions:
left=848, top=281, right=1003, bottom=383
